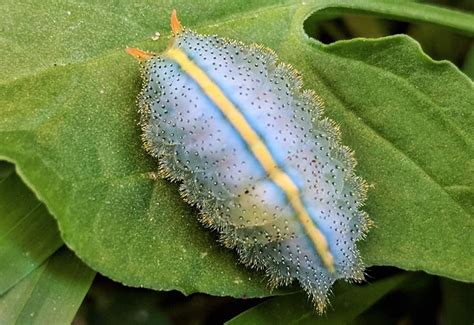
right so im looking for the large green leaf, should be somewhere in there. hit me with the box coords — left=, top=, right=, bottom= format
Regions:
left=0, top=163, right=62, bottom=294
left=1, top=0, right=472, bottom=301
left=227, top=273, right=410, bottom=324
left=0, top=247, right=95, bottom=325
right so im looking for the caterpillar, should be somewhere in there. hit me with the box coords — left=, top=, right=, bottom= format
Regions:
left=127, top=10, right=371, bottom=312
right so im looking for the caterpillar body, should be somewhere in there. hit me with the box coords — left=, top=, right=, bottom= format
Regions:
left=127, top=11, right=371, bottom=312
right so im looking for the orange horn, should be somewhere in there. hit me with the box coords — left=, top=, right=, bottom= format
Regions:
left=126, top=48, right=153, bottom=61
left=171, top=9, right=183, bottom=35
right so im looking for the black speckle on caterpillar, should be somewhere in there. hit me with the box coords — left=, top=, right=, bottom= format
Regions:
left=127, top=10, right=372, bottom=313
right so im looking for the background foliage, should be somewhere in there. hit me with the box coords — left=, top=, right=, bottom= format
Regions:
left=0, top=0, right=472, bottom=323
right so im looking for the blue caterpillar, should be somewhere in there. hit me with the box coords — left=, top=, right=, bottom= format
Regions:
left=128, top=11, right=371, bottom=312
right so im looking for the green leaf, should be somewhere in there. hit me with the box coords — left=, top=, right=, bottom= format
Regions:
left=0, top=247, right=95, bottom=325
left=227, top=273, right=410, bottom=324
left=304, top=0, right=474, bottom=35
left=0, top=163, right=62, bottom=294
left=1, top=0, right=473, bottom=300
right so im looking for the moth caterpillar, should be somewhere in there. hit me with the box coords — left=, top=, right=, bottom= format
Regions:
left=127, top=10, right=371, bottom=312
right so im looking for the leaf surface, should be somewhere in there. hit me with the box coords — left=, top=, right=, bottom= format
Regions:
left=0, top=163, right=62, bottom=294
left=1, top=0, right=472, bottom=299
left=0, top=247, right=95, bottom=325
